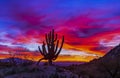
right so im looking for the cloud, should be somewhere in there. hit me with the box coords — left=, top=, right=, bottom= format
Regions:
left=0, top=0, right=120, bottom=61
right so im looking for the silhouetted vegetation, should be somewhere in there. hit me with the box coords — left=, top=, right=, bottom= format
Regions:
left=36, top=29, right=64, bottom=65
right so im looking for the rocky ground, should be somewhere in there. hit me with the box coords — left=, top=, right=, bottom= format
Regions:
left=0, top=64, right=79, bottom=78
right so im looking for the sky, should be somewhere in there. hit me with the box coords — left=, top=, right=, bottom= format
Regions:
left=0, top=0, right=120, bottom=62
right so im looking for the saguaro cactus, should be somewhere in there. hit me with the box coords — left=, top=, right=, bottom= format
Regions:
left=37, top=29, right=64, bottom=65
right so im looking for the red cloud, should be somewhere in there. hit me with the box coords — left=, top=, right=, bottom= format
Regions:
left=2, top=8, right=120, bottom=61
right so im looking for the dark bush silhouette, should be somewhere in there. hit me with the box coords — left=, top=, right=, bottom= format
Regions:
left=36, top=29, right=64, bottom=65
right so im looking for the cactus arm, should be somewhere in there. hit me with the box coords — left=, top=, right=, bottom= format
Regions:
left=38, top=46, right=44, bottom=55
left=46, top=34, right=50, bottom=52
left=52, top=29, right=54, bottom=42
left=46, top=34, right=49, bottom=44
left=56, top=36, right=64, bottom=54
left=54, top=40, right=59, bottom=53
left=54, top=36, right=64, bottom=60
left=51, top=43, right=55, bottom=54
left=43, top=45, right=47, bottom=54
left=49, top=31, right=52, bottom=43
left=36, top=58, right=45, bottom=65
left=42, top=42, right=47, bottom=55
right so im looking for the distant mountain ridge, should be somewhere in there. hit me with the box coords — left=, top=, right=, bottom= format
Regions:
left=103, top=44, right=120, bottom=58
left=65, top=44, right=120, bottom=78
left=89, top=44, right=120, bottom=64
left=0, top=58, right=32, bottom=62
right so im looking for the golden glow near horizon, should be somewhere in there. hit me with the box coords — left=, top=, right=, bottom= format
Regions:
left=0, top=54, right=97, bottom=62
left=0, top=47, right=103, bottom=62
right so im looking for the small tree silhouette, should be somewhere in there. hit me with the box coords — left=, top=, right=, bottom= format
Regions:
left=36, top=29, right=64, bottom=65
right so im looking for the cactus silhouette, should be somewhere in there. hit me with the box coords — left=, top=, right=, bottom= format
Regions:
left=36, top=29, right=64, bottom=65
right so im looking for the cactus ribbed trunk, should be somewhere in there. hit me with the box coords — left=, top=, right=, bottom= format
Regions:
left=48, top=59, right=52, bottom=65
